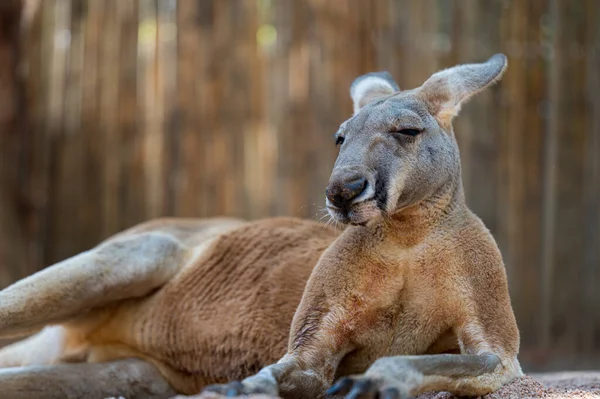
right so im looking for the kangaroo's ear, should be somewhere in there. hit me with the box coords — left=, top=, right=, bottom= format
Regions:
left=350, top=71, right=400, bottom=115
left=418, top=53, right=507, bottom=125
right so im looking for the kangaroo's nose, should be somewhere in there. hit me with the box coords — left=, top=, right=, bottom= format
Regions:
left=326, top=177, right=368, bottom=209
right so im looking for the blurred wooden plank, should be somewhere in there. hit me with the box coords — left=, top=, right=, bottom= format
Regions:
left=198, top=0, right=227, bottom=216
left=248, top=0, right=272, bottom=218
left=496, top=0, right=529, bottom=350
left=138, top=0, right=164, bottom=219
left=64, top=1, right=83, bottom=137
left=38, top=0, right=65, bottom=265
left=540, top=0, right=560, bottom=361
left=519, top=0, right=548, bottom=355
left=174, top=0, right=200, bottom=217
left=194, top=0, right=217, bottom=217
left=215, top=0, right=255, bottom=218
left=0, top=0, right=29, bottom=286
left=264, top=0, right=290, bottom=217
left=50, top=0, right=85, bottom=263
left=231, top=0, right=253, bottom=218
left=23, top=0, right=48, bottom=272
left=401, top=0, right=442, bottom=87
left=157, top=0, right=178, bottom=216
left=210, top=0, right=237, bottom=217
left=16, top=0, right=40, bottom=278
left=99, top=0, right=121, bottom=237
left=283, top=0, right=309, bottom=217
left=380, top=0, right=411, bottom=85
left=79, top=0, right=105, bottom=249
left=543, top=0, right=588, bottom=367
left=239, top=0, right=269, bottom=219
left=304, top=0, right=325, bottom=217
left=452, top=0, right=503, bottom=232
left=117, top=0, right=141, bottom=228
left=580, top=0, right=600, bottom=358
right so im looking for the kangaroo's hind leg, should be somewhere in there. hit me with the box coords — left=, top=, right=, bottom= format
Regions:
left=0, top=217, right=244, bottom=340
left=0, top=231, right=189, bottom=339
left=0, top=218, right=244, bottom=398
left=0, top=358, right=176, bottom=399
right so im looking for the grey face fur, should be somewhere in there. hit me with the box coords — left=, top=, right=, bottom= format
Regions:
left=325, top=54, right=508, bottom=225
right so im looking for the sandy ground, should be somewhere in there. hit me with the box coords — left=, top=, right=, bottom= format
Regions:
left=416, top=373, right=600, bottom=399
left=182, top=373, right=600, bottom=399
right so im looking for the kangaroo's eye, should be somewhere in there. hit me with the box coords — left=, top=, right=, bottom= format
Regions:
left=393, top=129, right=422, bottom=137
left=335, top=136, right=345, bottom=146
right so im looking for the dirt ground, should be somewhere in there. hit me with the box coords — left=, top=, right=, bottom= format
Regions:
left=416, top=373, right=600, bottom=399
left=186, top=372, right=600, bottom=399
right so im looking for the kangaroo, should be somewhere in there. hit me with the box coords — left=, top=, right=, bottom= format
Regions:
left=0, top=54, right=521, bottom=399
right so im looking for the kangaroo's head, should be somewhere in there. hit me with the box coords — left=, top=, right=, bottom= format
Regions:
left=326, top=54, right=507, bottom=225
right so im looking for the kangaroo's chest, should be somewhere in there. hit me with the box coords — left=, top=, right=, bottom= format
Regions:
left=332, top=254, right=453, bottom=378
left=334, top=294, right=448, bottom=378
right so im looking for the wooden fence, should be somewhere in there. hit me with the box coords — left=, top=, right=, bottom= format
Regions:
left=0, top=0, right=599, bottom=371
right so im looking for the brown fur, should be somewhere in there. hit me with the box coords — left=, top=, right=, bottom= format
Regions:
left=0, top=54, right=521, bottom=399
left=98, top=218, right=339, bottom=393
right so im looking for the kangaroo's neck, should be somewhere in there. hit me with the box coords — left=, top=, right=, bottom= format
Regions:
left=376, top=177, right=466, bottom=246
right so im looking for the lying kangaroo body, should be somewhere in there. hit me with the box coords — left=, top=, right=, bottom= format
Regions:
left=0, top=54, right=522, bottom=399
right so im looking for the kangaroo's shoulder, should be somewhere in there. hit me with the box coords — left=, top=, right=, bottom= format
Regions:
left=414, top=208, right=505, bottom=282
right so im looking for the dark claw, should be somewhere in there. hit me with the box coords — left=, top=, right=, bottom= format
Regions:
left=347, top=379, right=376, bottom=399
left=204, top=384, right=227, bottom=395
left=380, top=387, right=401, bottom=399
left=203, top=381, right=247, bottom=397
left=225, top=381, right=244, bottom=397
left=326, top=377, right=354, bottom=396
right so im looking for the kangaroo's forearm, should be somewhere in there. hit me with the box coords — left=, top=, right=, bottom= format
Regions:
left=328, top=353, right=517, bottom=398
left=367, top=353, right=500, bottom=379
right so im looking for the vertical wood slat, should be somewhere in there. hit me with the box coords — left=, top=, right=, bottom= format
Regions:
left=4, top=0, right=600, bottom=371
left=118, top=0, right=141, bottom=229
left=0, top=0, right=29, bottom=286
left=195, top=0, right=216, bottom=217
left=268, top=0, right=294, bottom=217
left=210, top=0, right=232, bottom=217
left=139, top=0, right=163, bottom=219
left=50, top=0, right=78, bottom=263
left=240, top=1, right=267, bottom=220
left=37, top=0, right=60, bottom=264
left=20, top=0, right=43, bottom=278
left=99, top=0, right=120, bottom=237
left=497, top=0, right=529, bottom=342
left=286, top=0, right=309, bottom=217
left=158, top=0, right=178, bottom=216
left=540, top=0, right=560, bottom=357
left=174, top=0, right=199, bottom=217
left=79, top=0, right=104, bottom=252
left=521, top=0, right=547, bottom=354
left=581, top=0, right=600, bottom=356
left=248, top=0, right=270, bottom=219
left=264, top=0, right=288, bottom=217
left=221, top=0, right=257, bottom=218
left=452, top=0, right=503, bottom=233
left=546, top=0, right=588, bottom=366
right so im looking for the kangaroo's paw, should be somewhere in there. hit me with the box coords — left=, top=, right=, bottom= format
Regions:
left=171, top=392, right=280, bottom=399
left=326, top=376, right=408, bottom=399
left=202, top=380, right=280, bottom=397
